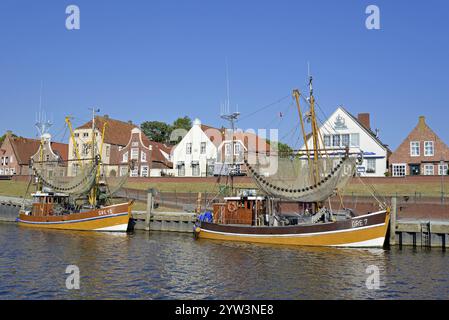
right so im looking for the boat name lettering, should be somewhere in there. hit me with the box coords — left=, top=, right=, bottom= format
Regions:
left=98, top=209, right=113, bottom=216
left=352, top=218, right=368, bottom=228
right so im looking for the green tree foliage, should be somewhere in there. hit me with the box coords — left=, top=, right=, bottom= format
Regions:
left=0, top=132, right=16, bottom=146
left=172, top=116, right=192, bottom=131
left=140, top=117, right=192, bottom=144
left=266, top=139, right=293, bottom=155
left=140, top=121, right=172, bottom=143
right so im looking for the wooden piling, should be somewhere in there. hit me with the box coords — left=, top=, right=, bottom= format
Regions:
left=390, top=197, right=397, bottom=245
left=145, top=189, right=155, bottom=231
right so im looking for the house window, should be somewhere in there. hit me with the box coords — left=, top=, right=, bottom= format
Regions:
left=0, top=168, right=3, bottom=175
left=122, top=151, right=129, bottom=163
left=225, top=143, right=232, bottom=156
left=424, top=164, right=434, bottom=175
left=350, top=134, right=360, bottom=147
left=324, top=135, right=331, bottom=147
left=332, top=135, right=340, bottom=147
left=192, top=162, right=200, bottom=176
left=83, top=132, right=89, bottom=138
left=120, top=166, right=128, bottom=177
left=106, top=146, right=110, bottom=157
left=130, top=167, right=139, bottom=177
left=74, top=133, right=79, bottom=137
left=141, top=165, right=149, bottom=177
left=82, top=143, right=91, bottom=156
left=177, top=162, right=185, bottom=176
left=366, top=158, right=376, bottom=174
left=392, top=164, right=406, bottom=177
left=424, top=141, right=434, bottom=156
left=132, top=142, right=139, bottom=147
left=186, top=143, right=192, bottom=155
left=201, top=142, right=206, bottom=154
left=141, top=151, right=147, bottom=162
left=410, top=141, right=420, bottom=156
left=72, top=163, right=80, bottom=176
left=131, top=148, right=139, bottom=160
left=439, top=164, right=448, bottom=176
left=341, top=134, right=350, bottom=147
left=10, top=168, right=15, bottom=175
left=234, top=142, right=241, bottom=155
left=4, top=157, right=9, bottom=165
left=5, top=168, right=9, bottom=175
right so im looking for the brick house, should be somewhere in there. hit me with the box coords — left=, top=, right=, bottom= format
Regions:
left=0, top=131, right=67, bottom=176
left=117, top=127, right=172, bottom=177
left=68, top=115, right=137, bottom=177
left=389, top=116, right=449, bottom=177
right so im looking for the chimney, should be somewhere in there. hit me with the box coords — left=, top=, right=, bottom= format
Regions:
left=357, top=113, right=370, bottom=130
left=418, top=116, right=426, bottom=130
left=128, top=120, right=133, bottom=125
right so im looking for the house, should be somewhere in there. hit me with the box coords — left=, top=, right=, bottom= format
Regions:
left=171, top=118, right=271, bottom=177
left=172, top=119, right=219, bottom=177
left=301, top=107, right=390, bottom=177
left=30, top=133, right=69, bottom=179
left=67, top=115, right=137, bottom=177
left=389, top=116, right=449, bottom=177
left=0, top=131, right=67, bottom=176
left=117, top=127, right=173, bottom=177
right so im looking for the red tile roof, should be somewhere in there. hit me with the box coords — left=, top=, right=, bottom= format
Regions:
left=9, top=136, right=69, bottom=164
left=77, top=116, right=137, bottom=146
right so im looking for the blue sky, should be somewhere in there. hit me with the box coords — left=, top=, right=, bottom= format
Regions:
left=0, top=0, right=448, bottom=150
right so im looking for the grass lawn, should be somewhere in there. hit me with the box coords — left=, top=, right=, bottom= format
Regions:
left=342, top=182, right=449, bottom=197
left=0, top=180, right=33, bottom=198
left=124, top=181, right=256, bottom=193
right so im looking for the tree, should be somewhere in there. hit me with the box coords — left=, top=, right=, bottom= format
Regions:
left=267, top=139, right=293, bottom=155
left=172, top=116, right=192, bottom=132
left=140, top=121, right=172, bottom=143
left=0, top=131, right=16, bottom=146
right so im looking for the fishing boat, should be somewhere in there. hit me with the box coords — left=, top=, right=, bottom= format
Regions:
left=18, top=110, right=132, bottom=232
left=194, top=76, right=390, bottom=247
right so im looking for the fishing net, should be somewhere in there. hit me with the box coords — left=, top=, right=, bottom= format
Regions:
left=244, top=153, right=357, bottom=202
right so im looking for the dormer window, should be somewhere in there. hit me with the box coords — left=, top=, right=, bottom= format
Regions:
left=122, top=152, right=128, bottom=163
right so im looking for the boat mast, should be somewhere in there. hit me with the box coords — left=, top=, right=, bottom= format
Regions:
left=89, top=107, right=100, bottom=206
left=308, top=75, right=321, bottom=185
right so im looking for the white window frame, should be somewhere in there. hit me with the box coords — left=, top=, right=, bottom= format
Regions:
left=186, top=143, right=192, bottom=155
left=0, top=168, right=3, bottom=175
left=350, top=133, right=360, bottom=147
left=192, top=163, right=200, bottom=176
left=323, top=135, right=331, bottom=147
left=225, top=143, right=232, bottom=156
left=10, top=155, right=13, bottom=163
left=366, top=158, right=376, bottom=174
left=332, top=135, right=341, bottom=147
left=392, top=163, right=407, bottom=177
left=200, top=142, right=206, bottom=154
left=122, top=151, right=129, bottom=163
left=130, top=167, right=139, bottom=177
left=438, top=164, right=448, bottom=176
left=424, top=141, right=434, bottom=157
left=410, top=141, right=420, bottom=157
left=140, top=165, right=149, bottom=177
left=424, top=164, right=434, bottom=176
left=9, top=168, right=15, bottom=175
left=120, top=166, right=128, bottom=177
left=141, top=151, right=147, bottom=162
left=131, top=148, right=139, bottom=160
left=234, top=142, right=241, bottom=156
left=341, top=134, right=350, bottom=147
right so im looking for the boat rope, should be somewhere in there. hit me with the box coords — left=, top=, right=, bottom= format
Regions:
left=238, top=94, right=291, bottom=122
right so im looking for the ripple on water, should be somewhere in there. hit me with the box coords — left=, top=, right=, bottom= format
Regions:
left=0, top=224, right=448, bottom=299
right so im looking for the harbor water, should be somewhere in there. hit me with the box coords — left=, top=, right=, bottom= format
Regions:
left=0, top=222, right=448, bottom=299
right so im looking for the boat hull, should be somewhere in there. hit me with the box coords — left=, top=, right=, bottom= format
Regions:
left=196, top=210, right=390, bottom=248
left=18, top=202, right=131, bottom=232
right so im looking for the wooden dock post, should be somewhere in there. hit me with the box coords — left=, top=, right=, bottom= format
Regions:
left=145, top=188, right=156, bottom=231
left=390, top=197, right=397, bottom=246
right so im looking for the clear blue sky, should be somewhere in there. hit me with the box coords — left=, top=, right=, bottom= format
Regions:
left=0, top=0, right=448, bottom=150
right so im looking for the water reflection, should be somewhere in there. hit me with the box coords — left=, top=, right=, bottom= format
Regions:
left=0, top=223, right=447, bottom=299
